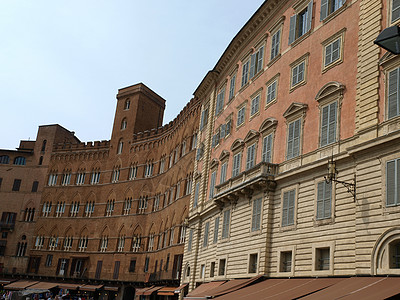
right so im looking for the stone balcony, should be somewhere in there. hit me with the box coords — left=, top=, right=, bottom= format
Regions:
left=213, top=162, right=278, bottom=208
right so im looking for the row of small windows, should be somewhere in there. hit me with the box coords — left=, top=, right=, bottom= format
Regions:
left=0, top=156, right=26, bottom=165
left=41, top=180, right=192, bottom=218
left=34, top=226, right=186, bottom=253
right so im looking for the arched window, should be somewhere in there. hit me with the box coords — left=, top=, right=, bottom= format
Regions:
left=117, top=140, right=123, bottom=154
left=38, top=156, right=43, bottom=165
left=0, top=155, right=10, bottom=164
left=124, top=99, right=130, bottom=110
left=41, top=140, right=47, bottom=152
left=121, top=118, right=127, bottom=130
left=14, top=156, right=26, bottom=165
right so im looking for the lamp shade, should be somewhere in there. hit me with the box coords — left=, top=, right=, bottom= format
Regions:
left=374, top=25, right=400, bottom=54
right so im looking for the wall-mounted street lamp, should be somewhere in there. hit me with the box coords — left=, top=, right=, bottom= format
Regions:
left=374, top=25, right=400, bottom=54
left=324, top=156, right=356, bottom=201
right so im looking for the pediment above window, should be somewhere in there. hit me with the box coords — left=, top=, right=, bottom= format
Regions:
left=244, top=130, right=260, bottom=143
left=379, top=51, right=400, bottom=68
left=283, top=102, right=308, bottom=120
left=230, top=139, right=245, bottom=152
left=315, top=81, right=345, bottom=102
left=219, top=150, right=230, bottom=161
left=259, top=118, right=278, bottom=134
left=210, top=158, right=219, bottom=169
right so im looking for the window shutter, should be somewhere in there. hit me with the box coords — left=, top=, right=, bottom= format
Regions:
left=226, top=120, right=231, bottom=136
left=288, top=15, right=297, bottom=44
left=209, top=171, right=216, bottom=199
left=287, top=122, right=294, bottom=159
left=317, top=182, right=325, bottom=219
left=95, top=261, right=103, bottom=279
left=307, top=1, right=313, bottom=32
left=288, top=190, right=295, bottom=225
left=293, top=119, right=301, bottom=157
left=324, top=182, right=332, bottom=218
left=250, top=53, right=256, bottom=78
left=321, top=105, right=329, bottom=146
left=220, top=124, right=226, bottom=138
left=388, top=68, right=400, bottom=119
left=282, top=192, right=289, bottom=226
left=262, top=134, right=272, bottom=162
left=257, top=46, right=264, bottom=72
left=242, top=61, right=249, bottom=86
left=214, top=217, right=219, bottom=243
left=194, top=182, right=200, bottom=208
left=386, top=159, right=399, bottom=206
left=328, top=102, right=337, bottom=144
left=320, top=0, right=328, bottom=20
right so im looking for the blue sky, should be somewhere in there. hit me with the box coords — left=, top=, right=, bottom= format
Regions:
left=0, top=0, right=264, bottom=149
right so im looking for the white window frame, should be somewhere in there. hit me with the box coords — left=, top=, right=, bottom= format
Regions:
left=288, top=1, right=313, bottom=45
left=320, top=0, right=346, bottom=21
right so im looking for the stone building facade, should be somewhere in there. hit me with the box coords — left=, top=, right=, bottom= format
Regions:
left=182, top=0, right=400, bottom=294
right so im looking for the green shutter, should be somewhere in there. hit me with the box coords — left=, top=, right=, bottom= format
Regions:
left=289, top=15, right=297, bottom=45
left=388, top=68, right=400, bottom=119
left=328, top=102, right=337, bottom=144
left=320, top=0, right=329, bottom=20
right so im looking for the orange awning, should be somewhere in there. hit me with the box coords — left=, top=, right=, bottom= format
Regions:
left=205, top=275, right=262, bottom=298
left=27, top=282, right=58, bottom=290
left=135, top=286, right=154, bottom=296
left=143, top=286, right=164, bottom=296
left=174, top=283, right=188, bottom=293
left=157, top=286, right=179, bottom=296
left=57, top=283, right=81, bottom=290
left=184, top=281, right=226, bottom=299
left=104, top=286, right=119, bottom=292
left=4, top=280, right=39, bottom=290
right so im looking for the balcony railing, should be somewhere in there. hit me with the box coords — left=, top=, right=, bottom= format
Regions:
left=214, top=162, right=278, bottom=207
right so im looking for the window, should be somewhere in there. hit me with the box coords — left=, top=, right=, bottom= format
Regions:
left=320, top=0, right=346, bottom=20
left=61, top=172, right=71, bottom=186
left=55, top=202, right=65, bottom=217
left=320, top=102, right=337, bottom=146
left=144, top=257, right=150, bottom=273
left=387, top=67, right=400, bottom=119
left=24, top=208, right=35, bottom=222
left=0, top=155, right=10, bottom=164
left=191, top=132, right=198, bottom=150
left=42, top=202, right=52, bottom=217
left=324, top=37, right=341, bottom=68
left=121, top=118, right=127, bottom=130
left=48, top=236, right=59, bottom=250
left=246, top=144, right=256, bottom=170
left=112, top=167, right=120, bottom=183
left=85, top=201, right=95, bottom=217
left=193, top=182, right=200, bottom=208
left=291, top=60, right=306, bottom=88
left=76, top=171, right=86, bottom=185
left=387, top=158, right=400, bottom=206
left=213, top=217, right=220, bottom=244
left=90, top=169, right=100, bottom=184
left=242, top=46, right=264, bottom=87
left=78, top=236, right=88, bottom=252
left=266, top=80, right=277, bottom=104
left=35, top=236, right=44, bottom=250
left=316, top=248, right=330, bottom=270
left=186, top=176, right=193, bottom=195
left=222, top=209, right=231, bottom=239
left=0, top=178, right=2, bottom=189
left=129, top=259, right=136, bottom=272
left=220, top=162, right=227, bottom=184
left=70, top=201, right=80, bottom=217
left=287, top=119, right=301, bottom=160
left=129, top=164, right=137, bottom=180
left=282, top=189, right=295, bottom=227
left=237, top=106, right=246, bottom=126
left=100, top=236, right=108, bottom=252
left=169, top=228, right=175, bottom=246
left=200, top=264, right=205, bottom=278
left=132, top=236, right=141, bottom=252
left=13, top=156, right=26, bottom=165
left=64, top=236, right=73, bottom=251
left=270, top=29, right=281, bottom=60
left=138, top=197, right=147, bottom=214
left=232, top=152, right=242, bottom=177
left=196, top=143, right=204, bottom=160
left=317, top=181, right=332, bottom=220
left=200, top=106, right=209, bottom=130
left=117, top=140, right=123, bottom=154
left=203, top=222, right=210, bottom=247
left=48, top=173, right=58, bottom=186
left=262, top=134, right=273, bottom=163
left=216, top=87, right=225, bottom=115
left=280, top=251, right=292, bottom=272
left=250, top=94, right=260, bottom=116
left=229, top=74, right=236, bottom=100
left=209, top=171, right=217, bottom=199
left=95, top=261, right=103, bottom=279
left=12, top=179, right=21, bottom=191
left=45, top=254, right=53, bottom=267
left=390, top=241, right=400, bottom=268
left=124, top=99, right=130, bottom=110
left=179, top=225, right=186, bottom=244
left=218, top=259, right=226, bottom=276
left=181, top=141, right=186, bottom=156
left=288, top=1, right=313, bottom=44
left=248, top=253, right=258, bottom=273
left=39, top=155, right=44, bottom=164
left=251, top=198, right=262, bottom=231
left=124, top=198, right=132, bottom=215
left=117, top=235, right=125, bottom=252
left=210, top=262, right=216, bottom=277
left=144, top=162, right=154, bottom=177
